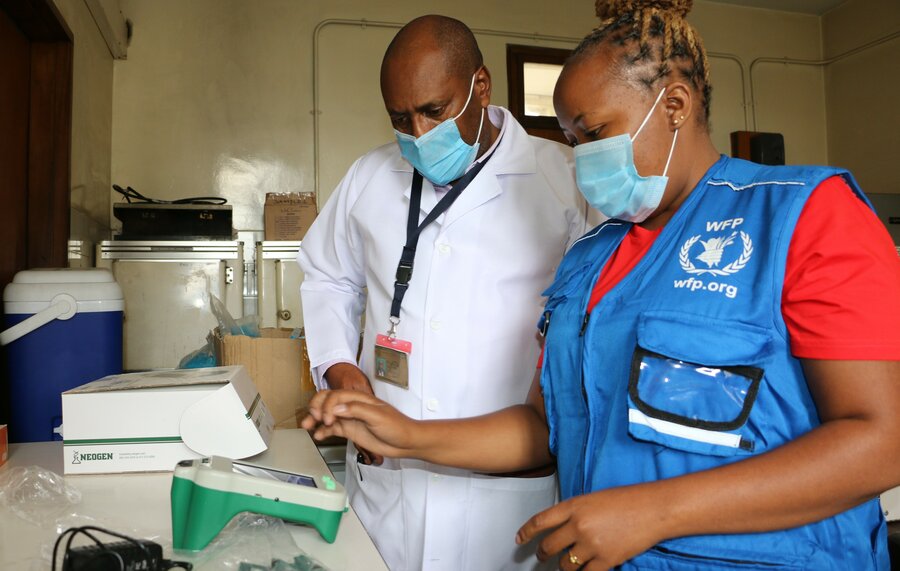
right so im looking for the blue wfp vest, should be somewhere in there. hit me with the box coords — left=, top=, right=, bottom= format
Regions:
left=540, top=156, right=888, bottom=570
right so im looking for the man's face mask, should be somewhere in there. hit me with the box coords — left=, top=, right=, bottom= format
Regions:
left=573, top=87, right=678, bottom=223
left=394, top=72, right=485, bottom=186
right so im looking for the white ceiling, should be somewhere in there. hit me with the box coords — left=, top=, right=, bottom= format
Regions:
left=703, top=0, right=848, bottom=15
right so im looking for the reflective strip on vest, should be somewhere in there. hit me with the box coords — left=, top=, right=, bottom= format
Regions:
left=628, top=408, right=742, bottom=449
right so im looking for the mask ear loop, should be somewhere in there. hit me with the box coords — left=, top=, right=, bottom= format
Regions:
left=631, top=87, right=668, bottom=142
left=451, top=71, right=479, bottom=121
left=472, top=107, right=485, bottom=149
left=452, top=71, right=485, bottom=149
left=662, top=128, right=678, bottom=177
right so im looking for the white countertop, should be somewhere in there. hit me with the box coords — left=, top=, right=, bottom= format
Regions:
left=0, top=429, right=386, bottom=570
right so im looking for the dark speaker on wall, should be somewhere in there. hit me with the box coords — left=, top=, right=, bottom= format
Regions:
left=750, top=133, right=785, bottom=165
left=730, top=131, right=786, bottom=166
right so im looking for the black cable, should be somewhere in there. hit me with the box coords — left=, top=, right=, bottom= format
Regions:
left=51, top=525, right=192, bottom=571
left=113, top=184, right=227, bottom=206
left=71, top=525, right=155, bottom=570
left=51, top=528, right=77, bottom=570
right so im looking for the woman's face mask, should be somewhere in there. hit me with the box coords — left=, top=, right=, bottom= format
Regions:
left=573, top=87, right=678, bottom=223
left=394, top=72, right=485, bottom=186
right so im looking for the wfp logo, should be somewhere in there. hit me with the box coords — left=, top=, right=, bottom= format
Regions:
left=679, top=218, right=753, bottom=277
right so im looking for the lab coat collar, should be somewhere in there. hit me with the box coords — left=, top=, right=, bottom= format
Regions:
left=396, top=106, right=538, bottom=226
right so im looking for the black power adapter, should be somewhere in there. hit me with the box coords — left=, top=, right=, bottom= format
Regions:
left=53, top=526, right=192, bottom=571
left=64, top=538, right=163, bottom=570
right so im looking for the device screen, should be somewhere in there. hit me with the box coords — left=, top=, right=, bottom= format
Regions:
left=232, top=462, right=317, bottom=488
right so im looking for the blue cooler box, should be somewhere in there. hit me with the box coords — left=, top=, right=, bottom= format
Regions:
left=2, top=269, right=124, bottom=443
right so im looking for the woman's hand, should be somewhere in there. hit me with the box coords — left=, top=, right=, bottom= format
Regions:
left=516, top=484, right=666, bottom=570
left=303, top=371, right=557, bottom=474
left=301, top=389, right=420, bottom=459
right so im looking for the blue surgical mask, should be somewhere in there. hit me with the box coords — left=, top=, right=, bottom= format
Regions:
left=394, top=72, right=485, bottom=186
left=573, top=87, right=678, bottom=223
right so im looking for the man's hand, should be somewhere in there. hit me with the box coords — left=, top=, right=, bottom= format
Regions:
left=322, top=363, right=383, bottom=465
left=324, top=362, right=374, bottom=393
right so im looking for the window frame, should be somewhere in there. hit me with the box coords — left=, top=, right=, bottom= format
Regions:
left=506, top=44, right=572, bottom=141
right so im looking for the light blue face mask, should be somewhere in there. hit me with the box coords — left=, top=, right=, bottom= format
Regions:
left=394, top=72, right=485, bottom=186
left=573, top=87, right=678, bottom=223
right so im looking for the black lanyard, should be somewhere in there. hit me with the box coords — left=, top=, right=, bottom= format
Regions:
left=389, top=158, right=491, bottom=324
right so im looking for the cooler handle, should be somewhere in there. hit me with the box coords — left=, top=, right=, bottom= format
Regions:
left=0, top=293, right=78, bottom=346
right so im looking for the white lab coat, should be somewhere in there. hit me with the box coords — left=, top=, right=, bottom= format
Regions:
left=298, top=106, right=591, bottom=571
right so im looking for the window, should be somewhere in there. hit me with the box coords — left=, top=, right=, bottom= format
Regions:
left=506, top=44, right=572, bottom=144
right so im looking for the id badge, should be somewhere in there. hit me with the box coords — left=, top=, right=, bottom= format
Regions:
left=374, top=334, right=412, bottom=389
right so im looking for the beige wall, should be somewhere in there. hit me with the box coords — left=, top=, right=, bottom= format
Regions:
left=823, top=0, right=900, bottom=194
left=692, top=2, right=827, bottom=165
left=110, top=0, right=595, bottom=230
left=315, top=3, right=827, bottom=207
left=53, top=0, right=115, bottom=252
left=110, top=0, right=831, bottom=232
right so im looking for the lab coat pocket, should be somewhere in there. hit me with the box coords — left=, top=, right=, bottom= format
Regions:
left=347, top=453, right=407, bottom=569
left=626, top=311, right=771, bottom=457
left=465, top=473, right=559, bottom=571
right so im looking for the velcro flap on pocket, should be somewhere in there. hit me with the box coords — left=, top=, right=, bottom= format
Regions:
left=637, top=310, right=773, bottom=365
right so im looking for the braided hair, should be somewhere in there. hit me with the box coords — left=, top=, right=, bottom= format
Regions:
left=573, top=0, right=711, bottom=127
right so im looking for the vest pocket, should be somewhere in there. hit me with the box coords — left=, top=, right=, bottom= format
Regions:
left=635, top=545, right=808, bottom=569
left=627, top=311, right=770, bottom=457
left=538, top=261, right=592, bottom=336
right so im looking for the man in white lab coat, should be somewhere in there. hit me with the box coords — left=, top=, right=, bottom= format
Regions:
left=298, top=15, right=591, bottom=571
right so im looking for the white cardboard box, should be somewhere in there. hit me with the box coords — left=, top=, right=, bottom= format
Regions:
left=61, top=366, right=274, bottom=474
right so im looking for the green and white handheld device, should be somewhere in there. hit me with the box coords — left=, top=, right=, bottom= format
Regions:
left=171, top=456, right=347, bottom=551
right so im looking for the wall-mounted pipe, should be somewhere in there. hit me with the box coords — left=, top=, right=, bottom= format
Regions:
left=748, top=30, right=900, bottom=131
left=312, top=18, right=748, bottom=202
left=707, top=52, right=749, bottom=130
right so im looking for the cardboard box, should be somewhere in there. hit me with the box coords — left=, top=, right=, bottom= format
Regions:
left=0, top=425, right=7, bottom=467
left=264, top=193, right=317, bottom=241
left=61, top=366, right=274, bottom=474
left=212, top=328, right=316, bottom=429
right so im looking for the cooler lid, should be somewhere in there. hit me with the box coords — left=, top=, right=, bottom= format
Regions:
left=12, top=268, right=117, bottom=284
left=4, top=268, right=123, bottom=305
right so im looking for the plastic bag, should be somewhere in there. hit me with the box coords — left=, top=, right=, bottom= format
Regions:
left=0, top=466, right=173, bottom=569
left=179, top=292, right=263, bottom=367
left=210, top=292, right=241, bottom=335
left=210, top=293, right=260, bottom=337
left=234, top=315, right=261, bottom=338
left=0, top=465, right=82, bottom=526
left=178, top=343, right=217, bottom=369
left=239, top=554, right=330, bottom=570
left=176, top=513, right=330, bottom=570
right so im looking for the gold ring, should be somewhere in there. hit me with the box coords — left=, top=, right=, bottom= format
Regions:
left=569, top=550, right=582, bottom=565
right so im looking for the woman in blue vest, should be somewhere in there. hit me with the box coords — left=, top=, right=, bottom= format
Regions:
left=303, top=0, right=900, bottom=568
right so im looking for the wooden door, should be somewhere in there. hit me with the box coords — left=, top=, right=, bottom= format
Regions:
left=0, top=0, right=73, bottom=425
left=0, top=9, right=31, bottom=291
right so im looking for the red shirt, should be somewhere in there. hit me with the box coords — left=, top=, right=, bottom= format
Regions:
left=541, top=176, right=900, bottom=364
